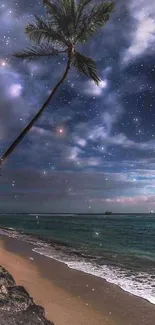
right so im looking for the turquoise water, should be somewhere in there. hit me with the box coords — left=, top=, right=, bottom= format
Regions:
left=0, top=213, right=155, bottom=303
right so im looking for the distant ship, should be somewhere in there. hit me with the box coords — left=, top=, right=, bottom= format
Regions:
left=150, top=210, right=154, bottom=214
left=104, top=211, right=112, bottom=215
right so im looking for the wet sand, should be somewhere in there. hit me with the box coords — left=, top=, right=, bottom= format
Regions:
left=0, top=235, right=155, bottom=325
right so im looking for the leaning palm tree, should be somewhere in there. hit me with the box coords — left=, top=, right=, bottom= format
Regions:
left=0, top=0, right=114, bottom=166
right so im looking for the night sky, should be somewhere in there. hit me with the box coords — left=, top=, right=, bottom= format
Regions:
left=0, top=0, right=155, bottom=213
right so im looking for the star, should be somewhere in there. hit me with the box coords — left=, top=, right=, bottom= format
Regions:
left=56, top=126, right=66, bottom=136
left=0, top=0, right=155, bottom=216
left=0, top=59, right=8, bottom=67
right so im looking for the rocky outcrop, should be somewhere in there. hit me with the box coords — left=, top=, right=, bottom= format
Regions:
left=0, top=265, right=54, bottom=325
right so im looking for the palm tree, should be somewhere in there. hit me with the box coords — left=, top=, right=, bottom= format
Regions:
left=0, top=0, right=114, bottom=166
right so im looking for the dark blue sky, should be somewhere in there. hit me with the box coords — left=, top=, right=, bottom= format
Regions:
left=0, top=0, right=155, bottom=213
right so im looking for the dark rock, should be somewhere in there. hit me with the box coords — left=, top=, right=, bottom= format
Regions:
left=0, top=266, right=15, bottom=287
left=29, top=304, right=45, bottom=317
left=0, top=306, right=54, bottom=325
left=0, top=285, right=34, bottom=312
left=0, top=266, right=54, bottom=325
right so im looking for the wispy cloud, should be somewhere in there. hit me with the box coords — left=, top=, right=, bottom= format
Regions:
left=122, top=0, right=155, bottom=63
left=102, top=195, right=155, bottom=205
left=83, top=79, right=108, bottom=96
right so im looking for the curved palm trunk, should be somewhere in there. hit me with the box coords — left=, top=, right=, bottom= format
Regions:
left=0, top=53, right=72, bottom=167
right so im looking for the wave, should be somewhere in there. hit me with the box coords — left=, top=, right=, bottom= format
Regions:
left=1, top=226, right=155, bottom=305
left=33, top=245, right=155, bottom=305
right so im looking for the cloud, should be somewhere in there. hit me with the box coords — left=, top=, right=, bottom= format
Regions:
left=73, top=137, right=87, bottom=147
left=83, top=79, right=108, bottom=96
left=122, top=0, right=155, bottom=63
left=0, top=0, right=155, bottom=213
left=101, top=195, right=155, bottom=205
left=68, top=146, right=81, bottom=162
left=108, top=135, right=155, bottom=151
left=9, top=83, right=23, bottom=97
left=67, top=145, right=102, bottom=168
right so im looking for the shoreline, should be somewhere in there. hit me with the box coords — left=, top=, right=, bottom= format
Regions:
left=1, top=235, right=155, bottom=324
left=1, top=225, right=155, bottom=305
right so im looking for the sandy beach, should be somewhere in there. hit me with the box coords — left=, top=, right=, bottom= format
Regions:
left=1, top=235, right=155, bottom=325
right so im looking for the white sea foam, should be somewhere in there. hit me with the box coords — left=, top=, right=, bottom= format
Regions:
left=1, top=227, right=155, bottom=305
left=67, top=261, right=155, bottom=304
left=33, top=246, right=155, bottom=305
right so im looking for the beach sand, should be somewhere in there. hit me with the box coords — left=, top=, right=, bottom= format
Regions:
left=0, top=235, right=155, bottom=325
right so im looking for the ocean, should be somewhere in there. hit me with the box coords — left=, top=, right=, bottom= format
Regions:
left=0, top=213, right=155, bottom=304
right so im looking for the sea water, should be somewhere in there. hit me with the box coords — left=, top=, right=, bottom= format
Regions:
left=0, top=213, right=155, bottom=304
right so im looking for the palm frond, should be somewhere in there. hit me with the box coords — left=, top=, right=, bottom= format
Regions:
left=71, top=0, right=77, bottom=19
left=13, top=44, right=61, bottom=61
left=43, top=0, right=63, bottom=24
left=59, top=0, right=78, bottom=37
left=43, top=0, right=72, bottom=39
left=61, top=0, right=77, bottom=18
left=76, top=2, right=115, bottom=43
left=90, top=2, right=115, bottom=28
left=72, top=51, right=101, bottom=84
left=43, top=0, right=80, bottom=40
left=43, top=0, right=63, bottom=14
left=25, top=15, right=67, bottom=47
left=76, top=0, right=92, bottom=26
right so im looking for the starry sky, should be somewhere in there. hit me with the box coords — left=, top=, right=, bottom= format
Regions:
left=0, top=0, right=155, bottom=213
